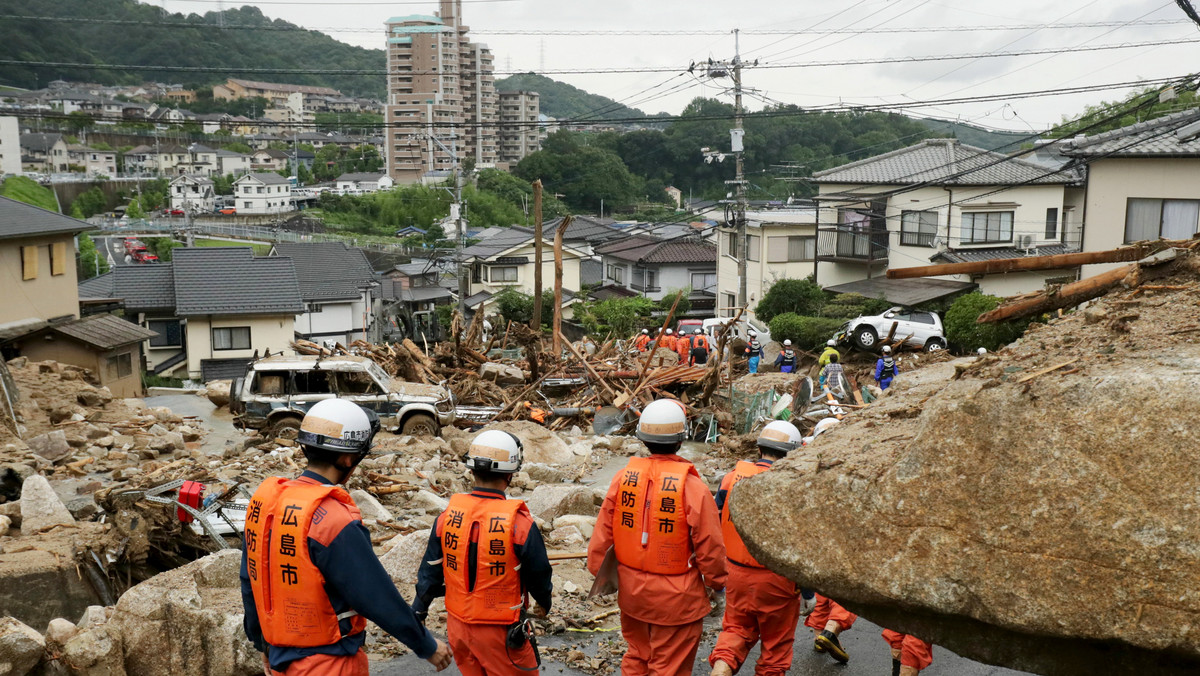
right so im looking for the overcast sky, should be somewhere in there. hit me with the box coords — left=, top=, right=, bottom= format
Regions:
left=159, top=0, right=1200, bottom=131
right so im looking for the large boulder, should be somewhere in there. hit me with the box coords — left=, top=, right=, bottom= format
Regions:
left=60, top=623, right=125, bottom=676
left=734, top=338, right=1200, bottom=674
left=523, top=484, right=597, bottom=522
left=478, top=363, right=525, bottom=386
left=109, top=550, right=259, bottom=675
left=0, top=616, right=45, bottom=676
left=349, top=489, right=394, bottom=522
left=204, top=381, right=232, bottom=408
left=481, top=422, right=573, bottom=466
left=380, top=529, right=432, bottom=594
left=20, top=475, right=75, bottom=535
left=26, top=431, right=71, bottom=464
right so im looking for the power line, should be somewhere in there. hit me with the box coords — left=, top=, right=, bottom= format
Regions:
left=4, top=37, right=1195, bottom=79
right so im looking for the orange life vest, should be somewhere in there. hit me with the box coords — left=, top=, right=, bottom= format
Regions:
left=245, top=478, right=367, bottom=648
left=612, top=457, right=697, bottom=575
left=693, top=334, right=710, bottom=351
left=661, top=335, right=678, bottom=352
left=676, top=335, right=692, bottom=358
left=441, top=493, right=527, bottom=625
left=719, top=461, right=770, bottom=568
left=634, top=334, right=651, bottom=351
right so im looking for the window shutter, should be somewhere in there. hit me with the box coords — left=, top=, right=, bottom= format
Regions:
left=21, top=246, right=37, bottom=280
left=51, top=242, right=67, bottom=276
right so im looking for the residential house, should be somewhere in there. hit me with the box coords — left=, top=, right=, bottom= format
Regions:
left=542, top=214, right=626, bottom=285
left=665, top=186, right=683, bottom=209
left=77, top=248, right=304, bottom=381
left=122, top=144, right=189, bottom=175
left=0, top=197, right=157, bottom=396
left=271, top=242, right=380, bottom=345
left=250, top=149, right=289, bottom=172
left=194, top=114, right=229, bottom=135
left=213, top=79, right=342, bottom=112
left=595, top=235, right=718, bottom=315
left=66, top=145, right=117, bottom=176
left=233, top=173, right=294, bottom=215
left=295, top=132, right=333, bottom=149
left=225, top=116, right=261, bottom=136
left=459, top=226, right=588, bottom=314
left=380, top=261, right=454, bottom=342
left=19, top=133, right=69, bottom=173
left=244, top=134, right=280, bottom=150
left=335, top=173, right=395, bottom=194
left=169, top=175, right=216, bottom=213
left=1059, top=108, right=1200, bottom=277
left=176, top=143, right=219, bottom=177
left=715, top=204, right=819, bottom=315
left=0, top=116, right=19, bottom=176
left=215, top=149, right=251, bottom=177
left=810, top=138, right=1083, bottom=303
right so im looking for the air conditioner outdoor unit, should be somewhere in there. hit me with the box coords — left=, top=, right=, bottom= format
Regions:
left=1017, top=234, right=1035, bottom=251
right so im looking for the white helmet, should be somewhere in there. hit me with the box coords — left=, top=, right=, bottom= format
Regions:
left=977, top=347, right=987, bottom=355
left=694, top=328, right=703, bottom=335
left=881, top=345, right=892, bottom=354
left=748, top=330, right=757, bottom=337
left=826, top=339, right=836, bottom=347
left=468, top=429, right=523, bottom=474
left=783, top=339, right=792, bottom=347
left=666, top=328, right=674, bottom=335
left=298, top=399, right=378, bottom=455
left=757, top=420, right=802, bottom=455
left=635, top=399, right=687, bottom=445
left=641, top=329, right=649, bottom=335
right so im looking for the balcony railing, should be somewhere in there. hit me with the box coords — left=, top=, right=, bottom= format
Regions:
left=816, top=225, right=889, bottom=264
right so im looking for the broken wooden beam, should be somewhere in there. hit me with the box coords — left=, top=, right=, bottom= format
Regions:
left=886, top=245, right=1150, bottom=279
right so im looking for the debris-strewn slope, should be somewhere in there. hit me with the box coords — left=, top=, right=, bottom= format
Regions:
left=732, top=255, right=1200, bottom=676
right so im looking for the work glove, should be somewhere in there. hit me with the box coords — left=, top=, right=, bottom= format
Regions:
left=799, top=593, right=817, bottom=616
left=707, top=588, right=726, bottom=618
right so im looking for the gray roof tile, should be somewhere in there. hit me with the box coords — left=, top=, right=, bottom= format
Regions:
left=113, top=264, right=176, bottom=312
left=461, top=226, right=534, bottom=260
left=173, top=248, right=304, bottom=316
left=77, top=272, right=116, bottom=300
left=52, top=314, right=158, bottom=350
left=0, top=196, right=95, bottom=241
left=813, top=138, right=1074, bottom=186
left=273, top=242, right=376, bottom=301
left=931, top=244, right=1077, bottom=264
left=1061, top=108, right=1200, bottom=157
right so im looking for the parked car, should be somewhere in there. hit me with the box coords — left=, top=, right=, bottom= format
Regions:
left=217, top=208, right=236, bottom=215
left=835, top=307, right=946, bottom=352
left=701, top=316, right=772, bottom=344
left=230, top=355, right=455, bottom=438
left=122, top=238, right=159, bottom=264
left=675, top=318, right=705, bottom=336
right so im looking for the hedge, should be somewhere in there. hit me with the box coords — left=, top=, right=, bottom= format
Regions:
left=768, top=313, right=844, bottom=352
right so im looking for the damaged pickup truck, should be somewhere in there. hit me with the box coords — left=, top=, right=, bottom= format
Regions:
left=230, top=354, right=455, bottom=437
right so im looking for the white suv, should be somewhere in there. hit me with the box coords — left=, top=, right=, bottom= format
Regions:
left=835, top=307, right=946, bottom=352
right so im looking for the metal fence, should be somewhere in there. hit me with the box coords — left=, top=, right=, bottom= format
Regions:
left=90, top=217, right=433, bottom=254
left=729, top=386, right=780, bottom=436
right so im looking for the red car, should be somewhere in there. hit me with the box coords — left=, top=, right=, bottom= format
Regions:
left=218, top=208, right=236, bottom=215
left=161, top=208, right=185, bottom=216
left=123, top=238, right=159, bottom=264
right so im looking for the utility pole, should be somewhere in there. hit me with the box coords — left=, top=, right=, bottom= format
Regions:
left=732, top=28, right=748, bottom=311
left=531, top=180, right=543, bottom=330
left=455, top=167, right=467, bottom=315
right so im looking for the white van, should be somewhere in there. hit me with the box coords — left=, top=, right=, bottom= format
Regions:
left=701, top=316, right=771, bottom=344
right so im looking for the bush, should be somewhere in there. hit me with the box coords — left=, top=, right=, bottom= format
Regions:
left=820, top=292, right=892, bottom=319
left=755, top=278, right=826, bottom=322
left=492, top=288, right=555, bottom=328
left=944, top=292, right=1032, bottom=352
left=588, top=296, right=657, bottom=336
left=768, top=313, right=844, bottom=352
left=658, top=289, right=691, bottom=316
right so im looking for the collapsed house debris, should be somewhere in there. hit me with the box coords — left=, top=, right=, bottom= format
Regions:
left=731, top=249, right=1200, bottom=675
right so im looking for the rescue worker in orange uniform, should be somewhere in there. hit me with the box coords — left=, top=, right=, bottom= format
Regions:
left=690, top=328, right=712, bottom=365
left=588, top=399, right=727, bottom=676
left=414, top=430, right=554, bottom=676
left=633, top=328, right=652, bottom=352
left=807, top=594, right=858, bottom=664
left=241, top=399, right=453, bottom=676
left=660, top=328, right=679, bottom=353
left=708, top=420, right=816, bottom=676
left=882, top=630, right=934, bottom=676
left=676, top=330, right=694, bottom=365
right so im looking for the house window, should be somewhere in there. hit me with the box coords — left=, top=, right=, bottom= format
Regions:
left=900, top=210, right=939, bottom=247
left=691, top=272, right=717, bottom=293
left=606, top=264, right=625, bottom=285
left=746, top=235, right=760, bottom=261
left=20, top=246, right=37, bottom=280
left=1045, top=208, right=1059, bottom=240
left=962, top=211, right=1013, bottom=244
left=50, top=242, right=67, bottom=276
left=725, top=231, right=739, bottom=258
left=243, top=201, right=252, bottom=209
left=723, top=293, right=737, bottom=316
left=212, top=326, right=251, bottom=350
left=766, top=236, right=816, bottom=262
left=147, top=320, right=183, bottom=348
left=1124, top=198, right=1200, bottom=242
left=488, top=266, right=517, bottom=283
left=105, top=352, right=133, bottom=379
left=256, top=187, right=264, bottom=194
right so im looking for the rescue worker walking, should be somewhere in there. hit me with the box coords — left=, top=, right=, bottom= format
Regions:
left=807, top=595, right=858, bottom=664
left=819, top=339, right=840, bottom=367
left=660, top=328, right=678, bottom=354
left=633, top=329, right=652, bottom=352
left=882, top=630, right=934, bottom=676
left=588, top=399, right=727, bottom=676
left=774, top=340, right=797, bottom=373
left=744, top=330, right=763, bottom=375
left=819, top=352, right=845, bottom=392
left=240, top=399, right=453, bottom=675
left=875, top=345, right=899, bottom=390
left=414, top=430, right=553, bottom=676
left=691, top=328, right=711, bottom=366
left=709, top=421, right=816, bottom=676
left=676, top=330, right=694, bottom=365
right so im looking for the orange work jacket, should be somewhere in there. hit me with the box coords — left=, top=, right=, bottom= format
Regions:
left=719, top=461, right=770, bottom=568
left=612, top=456, right=697, bottom=575
left=441, top=493, right=527, bottom=624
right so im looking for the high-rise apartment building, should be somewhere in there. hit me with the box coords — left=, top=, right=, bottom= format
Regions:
left=385, top=0, right=532, bottom=183
left=497, top=90, right=541, bottom=165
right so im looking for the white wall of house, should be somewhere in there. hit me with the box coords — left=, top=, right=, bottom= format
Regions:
left=716, top=221, right=818, bottom=317
left=1080, top=157, right=1200, bottom=277
left=218, top=154, right=251, bottom=176
left=470, top=243, right=584, bottom=296
left=170, top=179, right=215, bottom=212
left=0, top=117, right=21, bottom=176
left=292, top=298, right=377, bottom=345
left=138, top=314, right=187, bottom=376
left=184, top=315, right=295, bottom=379
left=234, top=178, right=294, bottom=215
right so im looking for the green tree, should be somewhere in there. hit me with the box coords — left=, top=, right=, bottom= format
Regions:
left=77, top=234, right=109, bottom=280
left=223, top=142, right=254, bottom=154
left=492, top=288, right=555, bottom=328
left=126, top=198, right=146, bottom=219
left=658, top=289, right=691, bottom=316
left=296, top=162, right=313, bottom=185
left=767, top=313, right=844, bottom=351
left=755, top=278, right=827, bottom=322
left=578, top=296, right=657, bottom=336
left=70, top=187, right=109, bottom=218
left=944, top=292, right=1033, bottom=351
left=65, top=111, right=95, bottom=134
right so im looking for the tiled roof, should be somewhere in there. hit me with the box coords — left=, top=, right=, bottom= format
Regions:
left=595, top=235, right=660, bottom=261
left=813, top=138, right=1075, bottom=186
left=238, top=172, right=291, bottom=185
left=392, top=262, right=437, bottom=277
left=548, top=215, right=621, bottom=243
left=113, top=264, right=176, bottom=312
left=272, top=242, right=376, bottom=301
left=461, top=226, right=534, bottom=259
left=172, top=248, right=304, bottom=316
left=0, top=196, right=94, bottom=241
left=77, top=272, right=116, bottom=300
left=930, top=244, right=1077, bottom=264
left=1060, top=108, right=1200, bottom=158
left=336, top=173, right=388, bottom=182
left=640, top=239, right=717, bottom=265
left=52, top=314, right=158, bottom=350
left=18, top=133, right=63, bottom=153
left=588, top=283, right=639, bottom=301
left=227, top=78, right=340, bottom=96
